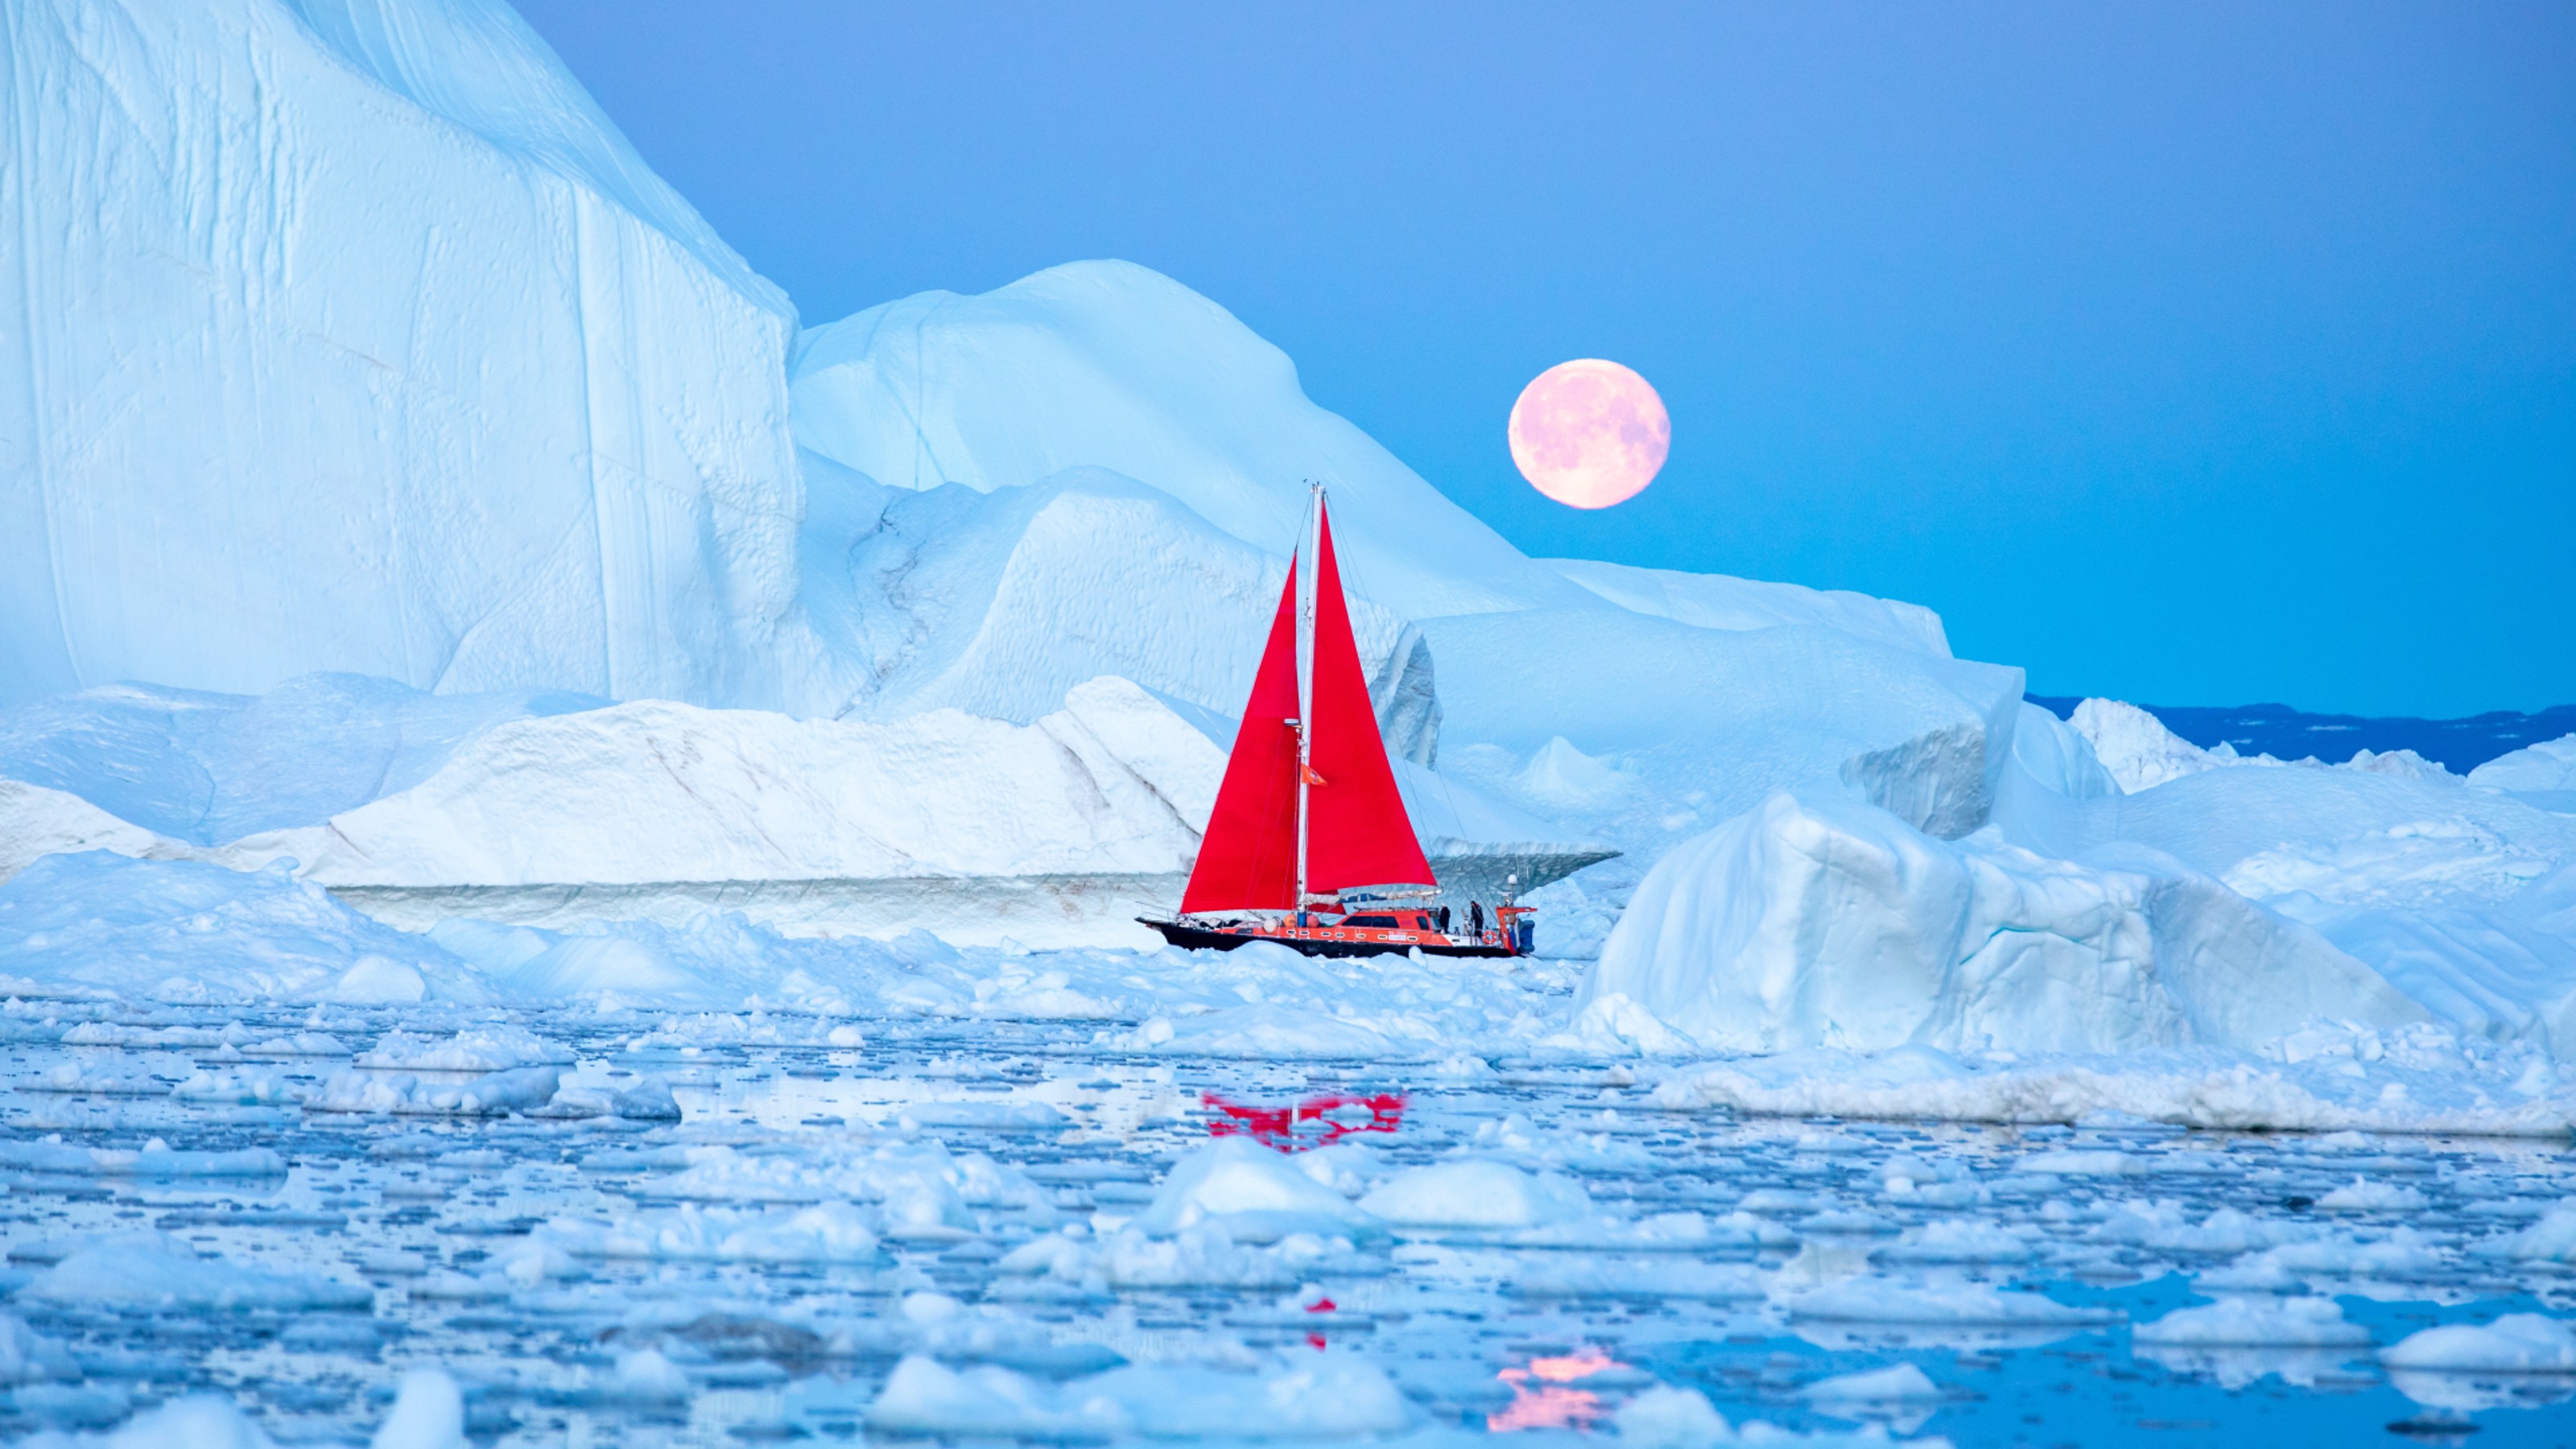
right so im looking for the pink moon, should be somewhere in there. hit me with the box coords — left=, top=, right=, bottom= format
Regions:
left=1507, top=359, right=1670, bottom=509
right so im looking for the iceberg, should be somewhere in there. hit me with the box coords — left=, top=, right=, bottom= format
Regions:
left=1579, top=791, right=2425, bottom=1055
left=2, top=0, right=817, bottom=709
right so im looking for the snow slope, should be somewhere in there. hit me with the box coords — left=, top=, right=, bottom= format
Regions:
left=221, top=676, right=1221, bottom=887
left=790, top=261, right=1583, bottom=625
left=1, top=0, right=816, bottom=709
left=1544, top=558, right=1952, bottom=658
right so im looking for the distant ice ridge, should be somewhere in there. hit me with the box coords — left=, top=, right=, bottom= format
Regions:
left=2069, top=696, right=2472, bottom=795
left=0, top=671, right=1605, bottom=946
left=1, top=0, right=819, bottom=709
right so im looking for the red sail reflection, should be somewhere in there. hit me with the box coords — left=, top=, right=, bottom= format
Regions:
left=1203, top=1091, right=1405, bottom=1153
left=1488, top=1347, right=1620, bottom=1432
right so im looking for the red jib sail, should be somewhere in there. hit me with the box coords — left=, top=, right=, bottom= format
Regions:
left=1180, top=499, right=1435, bottom=913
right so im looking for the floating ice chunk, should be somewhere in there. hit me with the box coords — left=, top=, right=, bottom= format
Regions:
left=56, top=1022, right=226, bottom=1048
left=0, top=1314, right=77, bottom=1385
left=539, top=1203, right=884, bottom=1265
left=1510, top=1257, right=1768, bottom=1300
left=2014, top=1150, right=2139, bottom=1177
left=1357, top=1159, right=1592, bottom=1231
left=605, top=1349, right=693, bottom=1403
left=168, top=1067, right=300, bottom=1106
left=2381, top=1313, right=2576, bottom=1372
left=868, top=1354, right=1125, bottom=1439
left=357, top=1026, right=573, bottom=1070
left=865, top=1348, right=1410, bottom=1440
left=26, top=1393, right=283, bottom=1448
left=2133, top=1296, right=2372, bottom=1348
left=612, top=1078, right=684, bottom=1121
left=1788, top=1281, right=2118, bottom=1328
left=2318, top=1176, right=2429, bottom=1212
left=1652, top=1045, right=2576, bottom=1135
left=1613, top=1385, right=1730, bottom=1449
left=308, top=1066, right=561, bottom=1116
left=999, top=1223, right=1356, bottom=1292
left=1875, top=1220, right=2033, bottom=1264
left=1801, top=1361, right=1943, bottom=1415
left=2089, top=1202, right=2310, bottom=1256
left=2262, top=1228, right=2450, bottom=1283
left=2475, top=1202, right=2576, bottom=1262
left=1293, top=1140, right=1387, bottom=1197
left=23, top=1236, right=371, bottom=1313
left=371, top=1367, right=467, bottom=1449
left=896, top=1100, right=1068, bottom=1133
left=643, top=1140, right=1035, bottom=1241
left=0, top=1141, right=283, bottom=1178
left=1131, top=1138, right=1380, bottom=1242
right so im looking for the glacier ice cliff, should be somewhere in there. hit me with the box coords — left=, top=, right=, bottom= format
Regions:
left=1, top=0, right=819, bottom=709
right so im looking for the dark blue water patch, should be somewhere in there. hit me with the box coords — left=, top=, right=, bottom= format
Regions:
left=2026, top=697, right=2576, bottom=774
left=1635, top=1275, right=2576, bottom=1449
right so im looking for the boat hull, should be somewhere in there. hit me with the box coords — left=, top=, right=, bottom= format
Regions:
left=1139, top=918, right=1521, bottom=960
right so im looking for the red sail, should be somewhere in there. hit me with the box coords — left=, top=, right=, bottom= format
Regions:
left=1303, top=499, right=1436, bottom=895
left=1179, top=559, right=1304, bottom=912
left=1178, top=498, right=1437, bottom=912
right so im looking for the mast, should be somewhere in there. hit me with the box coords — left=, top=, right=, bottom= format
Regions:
left=1294, top=483, right=1322, bottom=912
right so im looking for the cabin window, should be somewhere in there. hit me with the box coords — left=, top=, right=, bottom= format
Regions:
left=1340, top=914, right=1400, bottom=927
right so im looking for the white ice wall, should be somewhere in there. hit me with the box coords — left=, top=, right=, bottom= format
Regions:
left=0, top=0, right=811, bottom=708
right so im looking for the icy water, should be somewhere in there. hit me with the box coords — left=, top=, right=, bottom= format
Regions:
left=2, top=1001, right=2572, bottom=1447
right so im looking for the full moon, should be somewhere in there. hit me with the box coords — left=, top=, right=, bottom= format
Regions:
left=1507, top=359, right=1670, bottom=509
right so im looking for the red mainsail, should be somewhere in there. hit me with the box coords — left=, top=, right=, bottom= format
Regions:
left=1179, top=499, right=1435, bottom=913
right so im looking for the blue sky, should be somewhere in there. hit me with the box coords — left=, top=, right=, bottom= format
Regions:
left=515, top=2, right=2572, bottom=717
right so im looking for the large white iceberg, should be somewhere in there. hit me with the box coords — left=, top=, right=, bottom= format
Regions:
left=0, top=0, right=819, bottom=709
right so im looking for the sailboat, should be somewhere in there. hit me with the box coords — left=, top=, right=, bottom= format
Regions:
left=1139, top=486, right=1536, bottom=960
